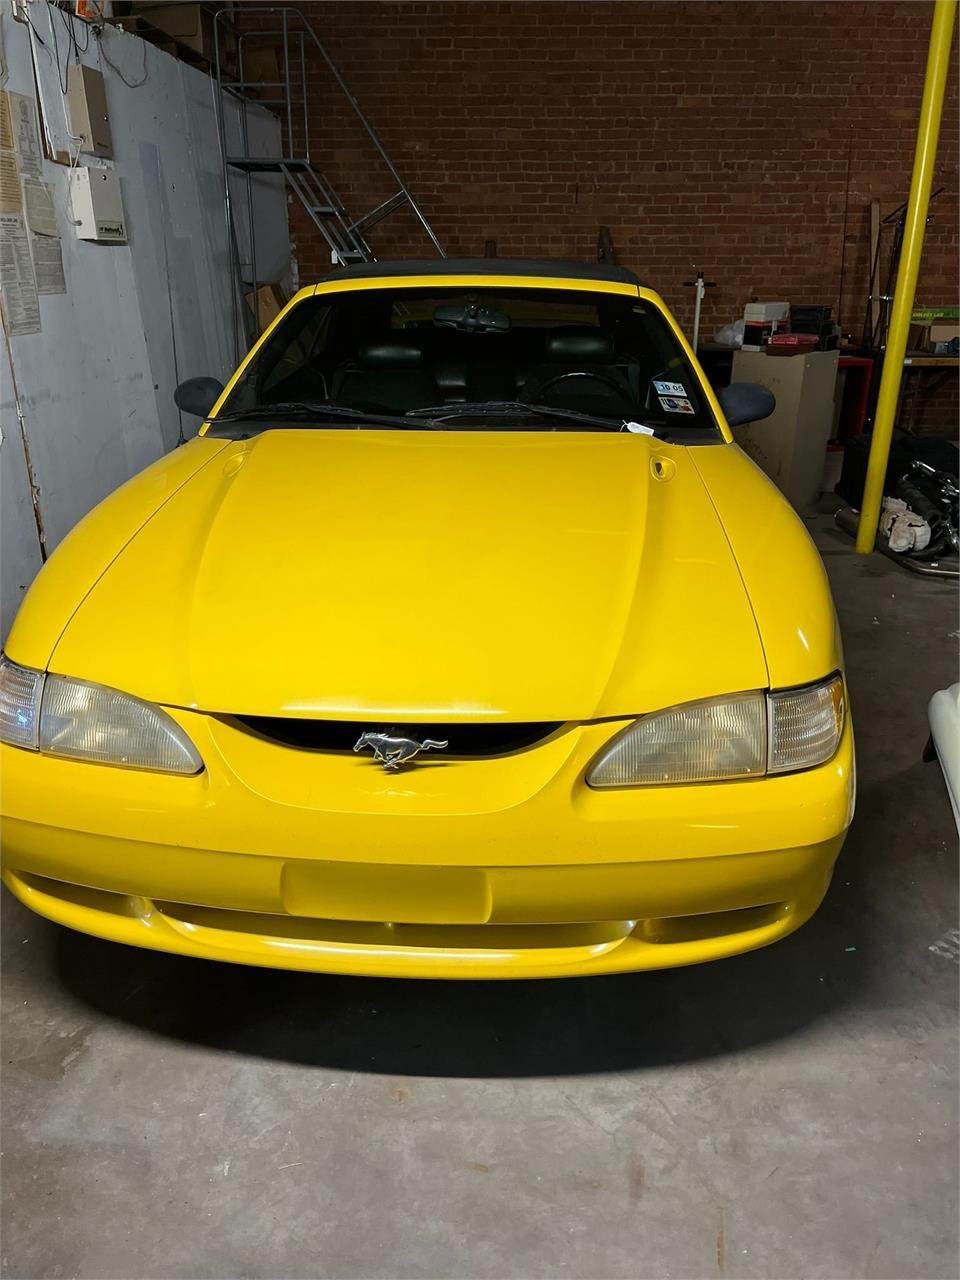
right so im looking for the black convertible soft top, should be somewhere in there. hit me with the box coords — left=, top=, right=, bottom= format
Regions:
left=319, top=258, right=646, bottom=287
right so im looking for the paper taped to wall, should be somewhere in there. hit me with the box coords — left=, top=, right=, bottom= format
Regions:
left=0, top=92, right=12, bottom=151
left=22, top=178, right=56, bottom=236
left=0, top=213, right=41, bottom=334
left=30, top=233, right=65, bottom=294
left=0, top=149, right=20, bottom=214
left=0, top=12, right=9, bottom=93
left=8, top=92, right=42, bottom=179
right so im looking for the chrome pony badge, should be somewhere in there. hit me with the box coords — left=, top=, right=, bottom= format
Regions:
left=353, top=731, right=449, bottom=771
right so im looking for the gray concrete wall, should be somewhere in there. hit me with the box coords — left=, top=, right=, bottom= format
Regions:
left=1, top=3, right=291, bottom=637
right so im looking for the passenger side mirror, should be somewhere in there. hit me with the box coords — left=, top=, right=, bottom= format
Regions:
left=174, top=376, right=225, bottom=418
left=718, top=381, right=776, bottom=427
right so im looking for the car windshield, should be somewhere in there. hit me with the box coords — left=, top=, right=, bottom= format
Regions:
left=213, top=285, right=720, bottom=438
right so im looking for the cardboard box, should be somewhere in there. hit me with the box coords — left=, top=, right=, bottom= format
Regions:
left=731, top=348, right=840, bottom=511
left=240, top=45, right=282, bottom=100
left=75, top=0, right=113, bottom=18
left=245, top=284, right=285, bottom=334
left=129, top=3, right=222, bottom=60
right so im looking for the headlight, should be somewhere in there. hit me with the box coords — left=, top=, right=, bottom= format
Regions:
left=0, top=654, right=202, bottom=774
left=587, top=674, right=844, bottom=788
left=588, top=691, right=766, bottom=787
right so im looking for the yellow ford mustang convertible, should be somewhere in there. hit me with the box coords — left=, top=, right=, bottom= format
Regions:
left=0, top=261, right=854, bottom=979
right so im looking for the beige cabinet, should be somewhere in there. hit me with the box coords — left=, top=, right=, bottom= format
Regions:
left=730, top=349, right=839, bottom=512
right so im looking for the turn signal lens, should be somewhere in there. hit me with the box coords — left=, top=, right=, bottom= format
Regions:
left=587, top=692, right=767, bottom=788
left=0, top=654, right=202, bottom=774
left=0, top=654, right=44, bottom=750
left=768, top=674, right=845, bottom=774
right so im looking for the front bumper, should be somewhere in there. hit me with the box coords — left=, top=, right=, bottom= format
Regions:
left=1, top=713, right=854, bottom=979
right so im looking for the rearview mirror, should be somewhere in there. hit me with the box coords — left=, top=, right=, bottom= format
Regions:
left=174, top=376, right=225, bottom=418
left=718, top=381, right=776, bottom=427
left=433, top=302, right=511, bottom=333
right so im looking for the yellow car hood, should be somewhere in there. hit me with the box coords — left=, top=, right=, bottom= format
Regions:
left=50, top=430, right=768, bottom=721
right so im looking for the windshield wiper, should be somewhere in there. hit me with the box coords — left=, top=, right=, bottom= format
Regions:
left=208, top=402, right=442, bottom=431
left=405, top=400, right=657, bottom=432
left=208, top=399, right=662, bottom=436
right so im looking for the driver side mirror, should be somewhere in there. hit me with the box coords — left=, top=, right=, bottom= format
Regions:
left=718, top=381, right=776, bottom=427
left=174, top=376, right=225, bottom=418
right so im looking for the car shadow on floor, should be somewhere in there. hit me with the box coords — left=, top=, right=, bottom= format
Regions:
left=48, top=890, right=870, bottom=1080
left=43, top=772, right=922, bottom=1079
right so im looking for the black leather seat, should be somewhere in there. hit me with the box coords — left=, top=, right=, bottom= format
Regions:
left=432, top=353, right=469, bottom=402
left=430, top=333, right=515, bottom=404
left=521, top=327, right=633, bottom=406
left=333, top=341, right=439, bottom=412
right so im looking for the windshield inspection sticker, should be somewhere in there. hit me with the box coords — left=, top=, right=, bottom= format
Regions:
left=659, top=395, right=695, bottom=414
left=653, top=380, right=686, bottom=396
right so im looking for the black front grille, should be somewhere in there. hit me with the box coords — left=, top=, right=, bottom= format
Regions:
left=230, top=717, right=564, bottom=757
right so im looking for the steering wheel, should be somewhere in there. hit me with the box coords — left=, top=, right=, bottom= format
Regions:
left=526, top=369, right=628, bottom=401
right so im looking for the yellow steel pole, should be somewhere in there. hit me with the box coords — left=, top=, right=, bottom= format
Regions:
left=856, top=0, right=957, bottom=553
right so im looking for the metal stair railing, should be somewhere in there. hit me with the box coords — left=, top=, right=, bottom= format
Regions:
left=212, top=5, right=445, bottom=352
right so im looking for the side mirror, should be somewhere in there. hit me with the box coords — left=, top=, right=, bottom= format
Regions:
left=719, top=381, right=776, bottom=428
left=174, top=376, right=225, bottom=418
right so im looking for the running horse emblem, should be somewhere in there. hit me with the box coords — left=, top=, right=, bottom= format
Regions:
left=353, top=731, right=449, bottom=771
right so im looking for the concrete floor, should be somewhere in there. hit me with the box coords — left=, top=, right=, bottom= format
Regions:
left=2, top=511, right=958, bottom=1280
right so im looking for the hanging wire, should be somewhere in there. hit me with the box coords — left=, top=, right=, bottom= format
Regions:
left=41, top=1, right=71, bottom=95
left=23, top=9, right=56, bottom=75
left=94, top=24, right=149, bottom=89
left=59, top=3, right=91, bottom=56
left=26, top=5, right=86, bottom=227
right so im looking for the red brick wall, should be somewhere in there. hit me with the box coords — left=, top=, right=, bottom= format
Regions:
left=289, top=0, right=958, bottom=426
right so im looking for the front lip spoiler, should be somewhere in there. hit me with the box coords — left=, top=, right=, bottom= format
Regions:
left=3, top=854, right=839, bottom=979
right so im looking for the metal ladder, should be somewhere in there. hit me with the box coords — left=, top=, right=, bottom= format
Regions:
left=212, top=5, right=445, bottom=349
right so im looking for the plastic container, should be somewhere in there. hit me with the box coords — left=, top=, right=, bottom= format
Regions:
left=766, top=334, right=819, bottom=357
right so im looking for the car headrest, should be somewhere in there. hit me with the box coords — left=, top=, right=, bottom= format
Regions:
left=358, top=342, right=424, bottom=369
left=543, top=327, right=615, bottom=364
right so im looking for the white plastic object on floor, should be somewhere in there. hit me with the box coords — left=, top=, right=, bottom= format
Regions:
left=928, top=683, right=960, bottom=832
left=880, top=497, right=932, bottom=553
